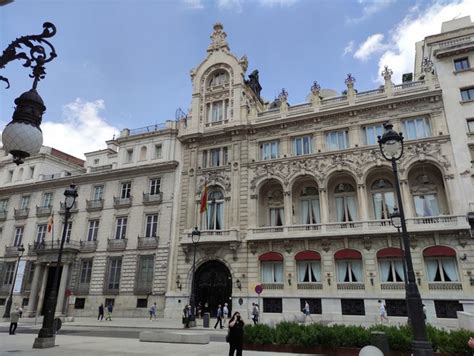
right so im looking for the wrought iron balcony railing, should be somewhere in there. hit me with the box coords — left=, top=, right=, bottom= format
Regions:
left=30, top=239, right=80, bottom=253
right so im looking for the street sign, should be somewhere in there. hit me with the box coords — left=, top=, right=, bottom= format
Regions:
left=255, top=284, right=263, bottom=295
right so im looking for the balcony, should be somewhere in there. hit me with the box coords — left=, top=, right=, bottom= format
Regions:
left=14, top=208, right=29, bottom=219
left=107, top=238, right=127, bottom=251
left=113, top=196, right=132, bottom=209
left=247, top=215, right=470, bottom=241
left=59, top=201, right=78, bottom=214
left=297, top=282, right=323, bottom=290
left=381, top=282, right=405, bottom=291
left=5, top=245, right=22, bottom=257
left=137, top=236, right=159, bottom=250
left=80, top=240, right=98, bottom=253
left=337, top=282, right=365, bottom=291
left=433, top=35, right=474, bottom=58
left=0, top=210, right=7, bottom=221
left=30, top=239, right=80, bottom=253
left=181, top=229, right=240, bottom=246
left=261, top=283, right=284, bottom=290
left=142, top=192, right=163, bottom=205
left=428, top=282, right=463, bottom=291
left=36, top=205, right=52, bottom=217
left=86, top=199, right=104, bottom=211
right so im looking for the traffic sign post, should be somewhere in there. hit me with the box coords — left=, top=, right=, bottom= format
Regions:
left=255, top=284, right=263, bottom=323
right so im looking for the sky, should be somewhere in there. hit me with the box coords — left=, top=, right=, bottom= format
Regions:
left=1, top=0, right=473, bottom=159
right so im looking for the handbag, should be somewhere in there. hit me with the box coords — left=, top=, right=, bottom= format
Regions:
left=226, top=330, right=230, bottom=343
left=182, top=316, right=187, bottom=324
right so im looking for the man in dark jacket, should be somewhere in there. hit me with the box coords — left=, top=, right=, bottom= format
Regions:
left=98, top=303, right=104, bottom=321
left=214, top=304, right=223, bottom=329
left=9, top=306, right=20, bottom=335
left=228, top=311, right=244, bottom=356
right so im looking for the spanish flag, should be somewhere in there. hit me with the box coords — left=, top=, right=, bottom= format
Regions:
left=199, top=182, right=208, bottom=214
left=47, top=213, right=54, bottom=233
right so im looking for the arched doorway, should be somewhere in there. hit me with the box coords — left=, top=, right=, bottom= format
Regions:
left=194, top=260, right=232, bottom=317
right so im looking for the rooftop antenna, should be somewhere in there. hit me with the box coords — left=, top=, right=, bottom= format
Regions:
left=175, top=107, right=187, bottom=121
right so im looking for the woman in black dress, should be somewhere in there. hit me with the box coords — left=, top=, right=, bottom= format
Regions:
left=227, top=311, right=244, bottom=356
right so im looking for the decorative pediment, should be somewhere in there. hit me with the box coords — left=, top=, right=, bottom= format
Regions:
left=198, top=172, right=231, bottom=193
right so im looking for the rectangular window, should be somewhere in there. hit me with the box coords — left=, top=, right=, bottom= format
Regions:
left=261, top=262, right=283, bottom=283
left=461, top=87, right=474, bottom=101
left=261, top=141, right=279, bottom=160
left=337, top=260, right=363, bottom=282
left=434, top=300, right=463, bottom=318
left=3, top=263, right=15, bottom=285
left=341, top=299, right=365, bottom=315
left=87, top=220, right=100, bottom=241
left=379, top=260, right=405, bottom=282
left=154, top=144, right=162, bottom=158
left=145, top=214, right=158, bottom=237
left=126, top=149, right=134, bottom=163
left=136, top=299, right=148, bottom=308
left=413, top=194, right=440, bottom=217
left=42, top=193, right=53, bottom=207
left=93, top=185, right=104, bottom=200
left=14, top=226, right=24, bottom=246
left=297, top=261, right=321, bottom=282
left=425, top=258, right=459, bottom=282
left=36, top=224, right=47, bottom=243
left=121, top=182, right=131, bottom=199
left=115, top=217, right=128, bottom=239
left=211, top=101, right=224, bottom=122
left=80, top=260, right=93, bottom=284
left=385, top=299, right=408, bottom=317
left=74, top=298, right=86, bottom=309
left=292, top=136, right=312, bottom=156
left=263, top=298, right=283, bottom=313
left=467, top=119, right=474, bottom=133
left=64, top=221, right=72, bottom=242
left=137, top=255, right=154, bottom=290
left=325, top=130, right=349, bottom=150
left=210, top=148, right=220, bottom=167
left=299, top=299, right=322, bottom=314
left=149, top=178, right=161, bottom=195
left=202, top=150, right=208, bottom=168
left=454, top=57, right=470, bottom=71
left=402, top=117, right=431, bottom=139
left=0, top=199, right=8, bottom=212
left=7, top=170, right=13, bottom=182
left=363, top=124, right=384, bottom=145
left=29, top=167, right=35, bottom=179
left=107, top=257, right=122, bottom=290
left=20, top=195, right=30, bottom=209
left=269, top=208, right=284, bottom=226
left=27, top=263, right=36, bottom=288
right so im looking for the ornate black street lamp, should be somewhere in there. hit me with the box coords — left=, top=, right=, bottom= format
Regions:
left=1, top=22, right=57, bottom=165
left=33, top=183, right=77, bottom=349
left=2, top=244, right=25, bottom=319
left=189, top=227, right=201, bottom=324
left=390, top=207, right=408, bottom=286
left=378, top=123, right=433, bottom=356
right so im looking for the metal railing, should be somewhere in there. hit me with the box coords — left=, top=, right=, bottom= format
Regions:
left=428, top=282, right=463, bottom=290
left=31, top=239, right=80, bottom=252
left=337, top=282, right=365, bottom=290
left=128, top=123, right=167, bottom=136
left=297, top=282, right=323, bottom=290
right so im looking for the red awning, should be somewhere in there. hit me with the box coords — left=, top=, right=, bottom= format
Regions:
left=423, top=246, right=456, bottom=257
left=334, top=249, right=362, bottom=260
left=377, top=247, right=404, bottom=259
left=295, top=250, right=321, bottom=261
left=259, top=251, right=284, bottom=261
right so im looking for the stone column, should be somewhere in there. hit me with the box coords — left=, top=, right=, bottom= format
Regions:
left=36, top=266, right=49, bottom=316
left=319, top=188, right=329, bottom=224
left=400, top=180, right=414, bottom=218
left=26, top=263, right=43, bottom=317
left=284, top=191, right=292, bottom=226
left=357, top=184, right=369, bottom=220
left=55, top=263, right=70, bottom=315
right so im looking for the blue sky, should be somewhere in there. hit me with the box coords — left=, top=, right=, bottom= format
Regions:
left=1, top=0, right=473, bottom=158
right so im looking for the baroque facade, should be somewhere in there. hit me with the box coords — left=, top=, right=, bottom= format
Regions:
left=0, top=21, right=473, bottom=325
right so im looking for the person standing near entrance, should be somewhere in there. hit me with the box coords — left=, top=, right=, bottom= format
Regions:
left=9, top=306, right=20, bottom=335
left=214, top=304, right=223, bottom=329
left=98, top=303, right=104, bottom=321
left=106, top=302, right=113, bottom=321
left=223, top=303, right=229, bottom=325
left=228, top=311, right=244, bottom=356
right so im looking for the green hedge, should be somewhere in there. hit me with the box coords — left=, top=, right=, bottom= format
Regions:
left=243, top=322, right=473, bottom=355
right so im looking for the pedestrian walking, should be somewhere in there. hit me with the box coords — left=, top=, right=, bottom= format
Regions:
left=183, top=304, right=191, bottom=328
left=303, top=300, right=314, bottom=323
left=149, top=302, right=157, bottom=320
left=227, top=311, right=244, bottom=356
left=214, top=304, right=223, bottom=329
left=223, top=303, right=229, bottom=325
left=251, top=302, right=259, bottom=325
left=98, top=303, right=104, bottom=321
left=18, top=306, right=23, bottom=318
left=9, top=306, right=20, bottom=335
left=106, top=302, right=113, bottom=321
left=378, top=300, right=389, bottom=323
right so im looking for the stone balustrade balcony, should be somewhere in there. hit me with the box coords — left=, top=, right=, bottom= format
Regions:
left=86, top=199, right=104, bottom=211
left=30, top=239, right=80, bottom=253
left=59, top=201, right=78, bottom=214
left=428, top=282, right=463, bottom=291
left=142, top=192, right=163, bottom=205
left=113, top=196, right=132, bottom=209
left=76, top=283, right=91, bottom=295
left=181, top=229, right=240, bottom=245
left=337, top=282, right=365, bottom=291
left=0, top=210, right=7, bottom=221
left=297, top=282, right=323, bottom=290
left=134, top=284, right=153, bottom=295
left=5, top=245, right=23, bottom=257
left=36, top=205, right=52, bottom=217
left=107, top=238, right=127, bottom=251
left=14, top=208, right=29, bottom=219
left=137, top=236, right=159, bottom=250
left=80, top=240, right=98, bottom=252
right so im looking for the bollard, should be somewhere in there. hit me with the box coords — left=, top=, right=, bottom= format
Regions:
left=203, top=312, right=210, bottom=328
left=371, top=331, right=390, bottom=356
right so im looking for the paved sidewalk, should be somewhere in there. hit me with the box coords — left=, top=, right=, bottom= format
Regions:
left=0, top=333, right=318, bottom=356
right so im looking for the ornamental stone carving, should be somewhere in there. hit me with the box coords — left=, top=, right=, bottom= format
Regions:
left=198, top=172, right=231, bottom=192
left=207, top=23, right=229, bottom=53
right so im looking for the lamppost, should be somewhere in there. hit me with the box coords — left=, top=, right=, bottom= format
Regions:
left=2, top=244, right=25, bottom=319
left=378, top=123, right=433, bottom=356
left=1, top=22, right=57, bottom=165
left=33, top=183, right=77, bottom=349
left=189, top=227, right=201, bottom=324
left=390, top=207, right=409, bottom=286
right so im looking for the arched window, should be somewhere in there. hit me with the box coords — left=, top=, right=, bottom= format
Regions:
left=206, top=190, right=224, bottom=230
left=139, top=146, right=147, bottom=161
left=371, top=179, right=396, bottom=219
left=268, top=189, right=284, bottom=226
left=334, top=183, right=358, bottom=222
left=260, top=252, right=283, bottom=283
left=411, top=175, right=440, bottom=217
left=423, top=246, right=459, bottom=282
left=377, top=248, right=405, bottom=282
left=335, top=249, right=363, bottom=283
left=299, top=187, right=320, bottom=224
left=208, top=71, right=229, bottom=87
left=295, top=251, right=321, bottom=283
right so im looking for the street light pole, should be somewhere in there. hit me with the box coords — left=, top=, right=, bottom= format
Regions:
left=190, top=227, right=200, bottom=325
left=33, top=184, right=77, bottom=349
left=2, top=244, right=25, bottom=319
left=379, top=123, right=433, bottom=356
left=390, top=208, right=408, bottom=287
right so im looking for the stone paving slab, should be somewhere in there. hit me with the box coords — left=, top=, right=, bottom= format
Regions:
left=139, top=330, right=210, bottom=344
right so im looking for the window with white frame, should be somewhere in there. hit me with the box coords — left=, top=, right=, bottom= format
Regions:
left=326, top=130, right=349, bottom=150
left=121, top=182, right=131, bottom=199
left=209, top=71, right=229, bottom=87
left=371, top=179, right=396, bottom=219
left=260, top=141, right=279, bottom=160
left=114, top=217, right=128, bottom=239
left=336, top=260, right=363, bottom=282
left=87, top=220, right=100, bottom=241
left=299, top=187, right=320, bottom=224
left=107, top=257, right=122, bottom=290
left=379, top=259, right=405, bottom=282
left=454, top=57, right=470, bottom=71
left=461, top=87, right=474, bottom=101
left=154, top=144, right=162, bottom=158
left=80, top=259, right=93, bottom=284
left=292, top=136, right=312, bottom=156
left=145, top=214, right=158, bottom=237
left=137, top=255, right=154, bottom=290
left=20, top=195, right=30, bottom=209
left=334, top=183, right=358, bottom=222
left=402, top=117, right=431, bottom=139
left=297, top=261, right=321, bottom=282
left=93, top=185, right=104, bottom=200
left=425, top=258, right=459, bottom=282
left=13, top=226, right=24, bottom=246
left=0, top=199, right=8, bottom=212
left=36, top=224, right=47, bottom=244
left=149, top=178, right=161, bottom=195
left=205, top=190, right=224, bottom=230
left=363, top=124, right=384, bottom=145
left=267, top=189, right=284, bottom=226
left=261, top=262, right=283, bottom=283
left=3, top=263, right=15, bottom=286
left=467, top=119, right=474, bottom=133
left=413, top=194, right=440, bottom=217
left=207, top=100, right=229, bottom=122
left=41, top=193, right=53, bottom=208
left=64, top=221, right=72, bottom=242
left=202, top=147, right=228, bottom=168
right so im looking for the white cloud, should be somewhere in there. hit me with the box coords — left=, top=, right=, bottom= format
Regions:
left=217, top=0, right=243, bottom=11
left=184, top=0, right=299, bottom=10
left=183, top=0, right=204, bottom=9
left=343, top=40, right=355, bottom=56
left=354, top=33, right=387, bottom=61
left=373, top=0, right=474, bottom=84
left=257, top=0, right=298, bottom=7
left=41, top=99, right=119, bottom=159
left=347, top=0, right=396, bottom=24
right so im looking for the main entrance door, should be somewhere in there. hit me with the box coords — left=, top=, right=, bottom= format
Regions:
left=194, top=260, right=232, bottom=317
